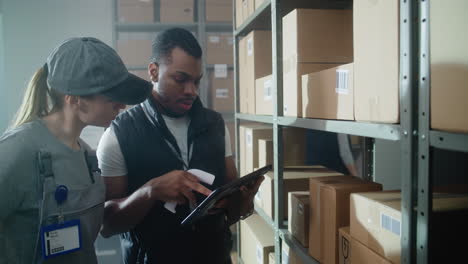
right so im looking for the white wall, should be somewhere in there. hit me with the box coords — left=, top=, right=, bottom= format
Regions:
left=0, top=0, right=113, bottom=133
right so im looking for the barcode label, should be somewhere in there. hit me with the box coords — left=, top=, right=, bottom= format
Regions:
left=216, top=89, right=229, bottom=98
left=381, top=213, right=401, bottom=237
left=335, top=69, right=349, bottom=94
left=263, top=79, right=272, bottom=101
left=209, top=36, right=220, bottom=43
left=246, top=130, right=253, bottom=147
left=247, top=38, right=253, bottom=56
left=256, top=244, right=263, bottom=264
left=214, top=64, right=228, bottom=78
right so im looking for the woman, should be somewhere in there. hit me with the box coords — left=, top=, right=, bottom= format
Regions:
left=0, top=37, right=151, bottom=263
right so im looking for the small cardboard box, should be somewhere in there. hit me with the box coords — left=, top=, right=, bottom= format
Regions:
left=239, top=31, right=272, bottom=114
left=353, top=0, right=399, bottom=123
left=239, top=124, right=272, bottom=176
left=430, top=1, right=468, bottom=133
left=240, top=214, right=274, bottom=264
left=160, top=0, right=194, bottom=23
left=206, top=0, right=232, bottom=22
left=118, top=0, right=154, bottom=23
left=256, top=167, right=342, bottom=221
left=302, top=63, right=354, bottom=120
left=288, top=191, right=310, bottom=247
left=210, top=69, right=234, bottom=113
left=350, top=191, right=468, bottom=263
left=255, top=75, right=273, bottom=115
left=257, top=128, right=307, bottom=168
left=206, top=33, right=234, bottom=65
left=281, top=241, right=302, bottom=264
left=308, top=176, right=382, bottom=264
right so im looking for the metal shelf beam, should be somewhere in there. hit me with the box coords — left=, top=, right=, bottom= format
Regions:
left=430, top=131, right=468, bottom=153
left=279, top=230, right=320, bottom=264
left=235, top=113, right=274, bottom=124
left=278, top=117, right=401, bottom=141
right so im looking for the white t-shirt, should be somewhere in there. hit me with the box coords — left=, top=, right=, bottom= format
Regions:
left=97, top=114, right=232, bottom=177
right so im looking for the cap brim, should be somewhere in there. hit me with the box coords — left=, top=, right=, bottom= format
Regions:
left=101, top=73, right=152, bottom=105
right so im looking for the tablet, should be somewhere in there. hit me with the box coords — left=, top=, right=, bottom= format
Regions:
left=181, top=164, right=272, bottom=226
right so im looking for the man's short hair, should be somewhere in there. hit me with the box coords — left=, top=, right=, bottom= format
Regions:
left=151, top=27, right=202, bottom=64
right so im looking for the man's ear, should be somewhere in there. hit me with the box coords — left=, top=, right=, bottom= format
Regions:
left=64, top=95, right=80, bottom=107
left=149, top=63, right=159, bottom=82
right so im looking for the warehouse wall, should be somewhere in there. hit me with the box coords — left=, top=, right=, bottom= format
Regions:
left=0, top=0, right=113, bottom=133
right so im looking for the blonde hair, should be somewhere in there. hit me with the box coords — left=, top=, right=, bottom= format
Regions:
left=10, top=65, right=64, bottom=129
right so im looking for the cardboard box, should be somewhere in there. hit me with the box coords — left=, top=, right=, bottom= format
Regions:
left=239, top=124, right=272, bottom=176
left=430, top=1, right=468, bottom=133
left=308, top=176, right=382, bottom=264
left=118, top=0, right=154, bottom=23
left=117, top=38, right=152, bottom=66
left=302, top=63, right=354, bottom=120
left=282, top=8, right=352, bottom=117
left=235, top=0, right=243, bottom=28
left=255, top=0, right=267, bottom=10
left=226, top=121, right=236, bottom=154
left=240, top=214, right=275, bottom=264
left=160, top=0, right=194, bottom=23
left=288, top=191, right=310, bottom=247
left=268, top=252, right=275, bottom=264
left=239, top=31, right=272, bottom=114
left=210, top=69, right=234, bottom=113
left=257, top=128, right=307, bottom=168
left=338, top=227, right=352, bottom=264
left=255, top=75, right=273, bottom=115
left=256, top=167, right=342, bottom=221
left=206, top=33, right=234, bottom=65
left=206, top=0, right=232, bottom=22
left=281, top=241, right=302, bottom=264
left=350, top=191, right=468, bottom=263
left=354, top=0, right=399, bottom=123
left=242, top=0, right=255, bottom=23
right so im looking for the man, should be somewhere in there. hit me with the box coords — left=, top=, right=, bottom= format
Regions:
left=97, top=28, right=261, bottom=263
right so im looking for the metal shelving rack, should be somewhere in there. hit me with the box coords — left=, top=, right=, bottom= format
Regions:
left=232, top=0, right=461, bottom=263
left=112, top=0, right=233, bottom=106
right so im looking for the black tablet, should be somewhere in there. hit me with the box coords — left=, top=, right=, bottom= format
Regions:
left=181, top=164, right=272, bottom=226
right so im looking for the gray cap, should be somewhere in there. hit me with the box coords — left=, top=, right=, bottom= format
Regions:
left=46, top=37, right=152, bottom=105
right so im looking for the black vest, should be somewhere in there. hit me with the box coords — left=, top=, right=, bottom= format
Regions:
left=112, top=97, right=231, bottom=264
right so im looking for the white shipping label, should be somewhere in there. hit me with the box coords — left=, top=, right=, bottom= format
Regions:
left=263, top=79, right=272, bottom=101
left=335, top=69, right=349, bottom=95
left=282, top=248, right=290, bottom=264
left=214, top=64, right=228, bottom=78
left=247, top=38, right=253, bottom=56
left=284, top=105, right=288, bottom=114
left=381, top=212, right=401, bottom=237
left=256, top=244, right=263, bottom=264
left=209, top=36, right=220, bottom=43
left=246, top=130, right=253, bottom=148
left=216, top=89, right=229, bottom=98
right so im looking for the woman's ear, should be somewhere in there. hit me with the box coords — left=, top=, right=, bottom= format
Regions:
left=148, top=63, right=159, bottom=82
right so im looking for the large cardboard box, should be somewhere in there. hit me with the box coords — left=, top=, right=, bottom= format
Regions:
left=288, top=191, right=310, bottom=248
left=308, top=176, right=382, bottom=264
left=117, top=37, right=152, bottom=66
left=160, top=0, right=194, bottom=23
left=281, top=241, right=302, bottom=264
left=283, top=9, right=352, bottom=117
left=239, top=124, right=272, bottom=176
left=206, top=33, right=234, bottom=65
left=235, top=0, right=243, bottom=28
left=257, top=128, right=307, bottom=168
left=339, top=227, right=392, bottom=264
left=430, top=0, right=468, bottom=133
left=239, top=31, right=272, bottom=114
left=206, top=0, right=232, bottom=22
left=255, top=75, right=273, bottom=115
left=354, top=0, right=399, bottom=123
left=241, top=214, right=275, bottom=264
left=256, top=167, right=342, bottom=221
left=118, top=0, right=154, bottom=23
left=210, top=69, right=234, bottom=113
left=302, top=63, right=354, bottom=120
left=350, top=191, right=468, bottom=263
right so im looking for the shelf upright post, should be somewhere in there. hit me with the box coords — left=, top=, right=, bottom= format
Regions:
left=271, top=0, right=284, bottom=263
left=400, top=0, right=419, bottom=263
left=197, top=0, right=209, bottom=106
left=417, top=0, right=431, bottom=263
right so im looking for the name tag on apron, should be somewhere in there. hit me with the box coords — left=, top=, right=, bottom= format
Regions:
left=41, top=219, right=81, bottom=259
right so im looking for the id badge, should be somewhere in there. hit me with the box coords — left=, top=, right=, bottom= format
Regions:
left=41, top=219, right=82, bottom=259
